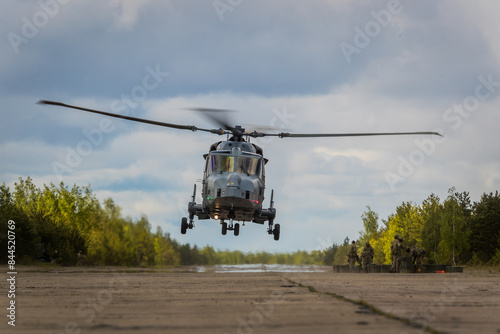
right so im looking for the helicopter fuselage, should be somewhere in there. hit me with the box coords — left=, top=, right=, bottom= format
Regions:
left=203, top=148, right=264, bottom=221
left=187, top=139, right=276, bottom=228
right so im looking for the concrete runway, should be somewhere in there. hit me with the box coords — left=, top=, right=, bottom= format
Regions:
left=3, top=266, right=500, bottom=333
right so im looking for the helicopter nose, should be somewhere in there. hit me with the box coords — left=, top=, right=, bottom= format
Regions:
left=227, top=173, right=242, bottom=188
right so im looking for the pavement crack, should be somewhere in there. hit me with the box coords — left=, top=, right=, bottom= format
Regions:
left=285, top=278, right=447, bottom=334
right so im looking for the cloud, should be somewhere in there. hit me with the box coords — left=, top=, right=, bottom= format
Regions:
left=109, top=0, right=155, bottom=30
left=2, top=0, right=500, bottom=252
left=445, top=1, right=500, bottom=66
left=313, top=147, right=381, bottom=163
left=3, top=88, right=498, bottom=252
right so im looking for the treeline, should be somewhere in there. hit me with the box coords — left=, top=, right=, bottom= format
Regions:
left=0, top=177, right=324, bottom=266
left=326, top=188, right=500, bottom=266
left=2, top=178, right=499, bottom=267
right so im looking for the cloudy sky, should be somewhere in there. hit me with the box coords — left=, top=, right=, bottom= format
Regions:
left=1, top=0, right=499, bottom=253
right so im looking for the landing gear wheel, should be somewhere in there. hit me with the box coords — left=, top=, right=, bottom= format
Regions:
left=181, top=217, right=188, bottom=234
left=273, top=224, right=280, bottom=241
left=234, top=223, right=240, bottom=236
left=221, top=222, right=227, bottom=235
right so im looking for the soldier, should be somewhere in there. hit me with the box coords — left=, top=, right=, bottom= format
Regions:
left=361, top=241, right=375, bottom=273
left=410, top=247, right=426, bottom=265
left=417, top=248, right=426, bottom=265
left=51, top=250, right=59, bottom=264
left=390, top=234, right=403, bottom=273
left=347, top=240, right=359, bottom=272
left=137, top=248, right=143, bottom=267
left=77, top=251, right=84, bottom=266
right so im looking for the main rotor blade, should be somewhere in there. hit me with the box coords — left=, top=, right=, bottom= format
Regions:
left=185, top=107, right=236, bottom=131
left=185, top=107, right=236, bottom=113
left=37, top=100, right=226, bottom=135
left=260, top=131, right=443, bottom=138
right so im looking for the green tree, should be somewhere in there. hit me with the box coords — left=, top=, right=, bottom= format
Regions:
left=154, top=227, right=180, bottom=266
left=420, top=193, right=442, bottom=264
left=383, top=202, right=422, bottom=262
left=436, top=189, right=470, bottom=265
left=0, top=183, right=35, bottom=263
left=369, top=232, right=387, bottom=264
left=199, top=246, right=217, bottom=265
left=454, top=190, right=473, bottom=263
left=6, top=178, right=99, bottom=264
left=132, top=216, right=156, bottom=266
left=470, top=191, right=500, bottom=263
left=359, top=205, right=379, bottom=244
left=323, top=243, right=339, bottom=266
left=332, top=237, right=351, bottom=265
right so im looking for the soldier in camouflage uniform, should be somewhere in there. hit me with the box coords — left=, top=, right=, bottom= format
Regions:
left=77, top=251, right=84, bottom=266
left=390, top=234, right=403, bottom=273
left=361, top=241, right=375, bottom=273
left=347, top=240, right=359, bottom=272
left=409, top=246, right=426, bottom=265
left=137, top=248, right=143, bottom=267
left=416, top=248, right=426, bottom=265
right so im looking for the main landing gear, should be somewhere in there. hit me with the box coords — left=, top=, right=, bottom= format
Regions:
left=182, top=217, right=280, bottom=240
left=181, top=216, right=279, bottom=241
left=180, top=217, right=193, bottom=234
left=268, top=220, right=280, bottom=241
left=182, top=185, right=198, bottom=235
left=221, top=218, right=240, bottom=236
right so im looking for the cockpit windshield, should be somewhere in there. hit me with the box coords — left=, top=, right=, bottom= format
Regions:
left=208, top=155, right=235, bottom=174
left=207, top=155, right=262, bottom=177
left=236, top=156, right=261, bottom=176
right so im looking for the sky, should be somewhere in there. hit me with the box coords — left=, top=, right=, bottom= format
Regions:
left=1, top=0, right=500, bottom=253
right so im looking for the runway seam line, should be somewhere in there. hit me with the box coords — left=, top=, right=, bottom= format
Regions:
left=285, top=278, right=447, bottom=334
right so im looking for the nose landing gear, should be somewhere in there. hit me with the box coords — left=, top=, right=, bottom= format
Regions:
left=221, top=219, right=240, bottom=236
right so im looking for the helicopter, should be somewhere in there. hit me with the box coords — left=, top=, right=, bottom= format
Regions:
left=38, top=100, right=441, bottom=241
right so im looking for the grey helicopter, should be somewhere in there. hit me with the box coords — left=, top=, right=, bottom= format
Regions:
left=38, top=100, right=441, bottom=241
